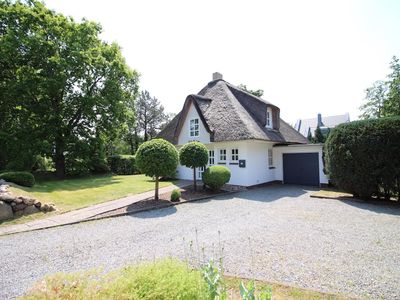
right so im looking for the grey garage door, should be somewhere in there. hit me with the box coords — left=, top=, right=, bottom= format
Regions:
left=283, top=153, right=320, bottom=186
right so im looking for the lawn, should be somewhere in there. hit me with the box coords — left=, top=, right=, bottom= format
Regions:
left=7, top=174, right=173, bottom=213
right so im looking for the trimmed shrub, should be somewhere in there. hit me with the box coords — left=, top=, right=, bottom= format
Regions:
left=202, top=165, right=231, bottom=191
left=170, top=188, right=181, bottom=202
left=179, top=142, right=208, bottom=191
left=108, top=155, right=135, bottom=175
left=0, top=171, right=35, bottom=187
left=65, top=157, right=90, bottom=177
left=135, top=139, right=179, bottom=200
left=325, top=117, right=400, bottom=200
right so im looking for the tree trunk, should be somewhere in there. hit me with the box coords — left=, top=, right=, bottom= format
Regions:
left=55, top=136, right=65, bottom=178
left=193, top=167, right=197, bottom=191
left=155, top=176, right=159, bottom=201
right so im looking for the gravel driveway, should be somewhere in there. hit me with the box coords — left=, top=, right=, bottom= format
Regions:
left=1, top=185, right=399, bottom=299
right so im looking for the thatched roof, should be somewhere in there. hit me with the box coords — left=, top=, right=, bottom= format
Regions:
left=158, top=79, right=308, bottom=145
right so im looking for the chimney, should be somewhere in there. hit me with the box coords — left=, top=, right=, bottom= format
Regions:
left=212, top=72, right=223, bottom=81
left=317, top=113, right=322, bottom=127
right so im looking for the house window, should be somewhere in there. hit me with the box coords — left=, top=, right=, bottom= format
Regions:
left=219, top=149, right=226, bottom=162
left=209, top=150, right=215, bottom=165
left=268, top=149, right=273, bottom=166
left=266, top=108, right=273, bottom=128
left=231, top=149, right=239, bottom=162
left=190, top=118, right=199, bottom=137
left=198, top=166, right=205, bottom=179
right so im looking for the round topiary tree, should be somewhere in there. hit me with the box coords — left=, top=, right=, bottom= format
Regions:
left=135, top=139, right=179, bottom=200
left=325, top=117, right=400, bottom=200
left=202, top=165, right=231, bottom=191
left=179, top=142, right=208, bottom=191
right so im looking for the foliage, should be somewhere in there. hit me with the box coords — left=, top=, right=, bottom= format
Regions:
left=359, top=80, right=388, bottom=119
left=135, top=139, right=178, bottom=200
left=0, top=1, right=139, bottom=177
left=170, top=188, right=181, bottom=202
left=9, top=174, right=173, bottom=215
left=239, top=281, right=272, bottom=300
left=360, top=56, right=400, bottom=119
left=202, top=260, right=227, bottom=299
left=325, top=117, right=400, bottom=200
left=22, top=259, right=208, bottom=300
left=202, top=166, right=231, bottom=191
left=32, top=155, right=54, bottom=172
left=0, top=171, right=35, bottom=187
left=136, top=90, right=170, bottom=142
left=179, top=142, right=209, bottom=190
left=238, top=84, right=264, bottom=97
left=313, top=126, right=325, bottom=143
left=108, top=155, right=135, bottom=175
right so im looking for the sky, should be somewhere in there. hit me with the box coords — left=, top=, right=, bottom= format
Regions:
left=44, top=0, right=400, bottom=125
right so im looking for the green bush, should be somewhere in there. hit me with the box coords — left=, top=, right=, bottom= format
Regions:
left=325, top=117, right=400, bottom=200
left=22, top=259, right=208, bottom=299
left=0, top=171, right=35, bottom=187
left=65, top=157, right=90, bottom=177
left=202, top=165, right=231, bottom=191
left=108, top=155, right=135, bottom=175
left=170, top=188, right=181, bottom=202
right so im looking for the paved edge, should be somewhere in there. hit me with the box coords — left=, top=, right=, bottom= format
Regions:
left=0, top=189, right=238, bottom=237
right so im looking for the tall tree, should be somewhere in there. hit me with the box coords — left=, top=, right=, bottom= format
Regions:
left=0, top=1, right=139, bottom=176
left=238, top=84, right=264, bottom=97
left=136, top=90, right=166, bottom=141
left=359, top=81, right=388, bottom=119
left=385, top=56, right=400, bottom=116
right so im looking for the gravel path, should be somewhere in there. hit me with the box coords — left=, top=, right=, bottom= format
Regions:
left=1, top=185, right=399, bottom=300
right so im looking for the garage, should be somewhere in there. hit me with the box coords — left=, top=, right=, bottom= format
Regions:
left=282, top=152, right=320, bottom=186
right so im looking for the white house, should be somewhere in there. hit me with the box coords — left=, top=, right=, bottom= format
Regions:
left=158, top=73, right=328, bottom=186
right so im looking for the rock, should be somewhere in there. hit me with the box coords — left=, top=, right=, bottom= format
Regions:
left=0, top=201, right=13, bottom=221
left=22, top=197, right=35, bottom=205
left=10, top=202, right=16, bottom=207
left=13, top=203, right=26, bottom=212
left=0, top=193, right=14, bottom=203
left=14, top=210, right=24, bottom=217
left=14, top=197, right=22, bottom=204
left=41, top=204, right=49, bottom=212
left=0, top=179, right=6, bottom=185
left=34, top=200, right=42, bottom=208
left=47, top=204, right=56, bottom=212
left=23, top=205, right=39, bottom=215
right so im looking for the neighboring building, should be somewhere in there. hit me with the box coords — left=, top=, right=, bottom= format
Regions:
left=294, top=113, right=350, bottom=138
left=158, top=73, right=328, bottom=186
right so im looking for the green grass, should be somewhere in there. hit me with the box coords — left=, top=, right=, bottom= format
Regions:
left=225, top=277, right=352, bottom=300
left=2, top=174, right=173, bottom=226
left=21, top=259, right=352, bottom=300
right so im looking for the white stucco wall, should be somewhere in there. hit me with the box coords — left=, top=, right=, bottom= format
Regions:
left=273, top=144, right=329, bottom=184
left=176, top=139, right=276, bottom=186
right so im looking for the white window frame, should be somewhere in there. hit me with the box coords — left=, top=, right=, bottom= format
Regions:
left=209, top=150, right=215, bottom=165
left=219, top=149, right=226, bottom=162
left=268, top=148, right=273, bottom=167
left=231, top=148, right=239, bottom=162
left=266, top=108, right=273, bottom=129
left=198, top=165, right=205, bottom=179
left=189, top=118, right=199, bottom=137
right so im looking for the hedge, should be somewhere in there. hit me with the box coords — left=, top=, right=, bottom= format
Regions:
left=202, top=165, right=231, bottom=191
left=108, top=155, right=136, bottom=175
left=0, top=171, right=35, bottom=187
left=324, top=117, right=400, bottom=200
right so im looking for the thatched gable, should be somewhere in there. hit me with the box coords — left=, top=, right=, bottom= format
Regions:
left=158, top=79, right=307, bottom=145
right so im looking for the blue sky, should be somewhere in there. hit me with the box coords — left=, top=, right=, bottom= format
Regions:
left=45, top=0, right=400, bottom=124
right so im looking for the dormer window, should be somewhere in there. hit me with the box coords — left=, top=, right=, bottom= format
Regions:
left=266, top=107, right=273, bottom=128
left=190, top=118, right=199, bottom=137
